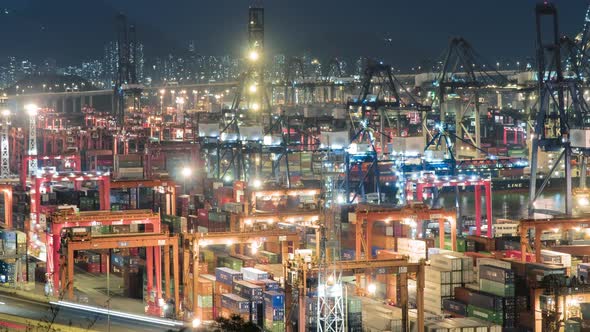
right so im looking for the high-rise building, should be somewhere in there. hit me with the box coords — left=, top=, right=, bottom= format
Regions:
left=103, top=40, right=145, bottom=87
left=269, top=54, right=286, bottom=81
left=103, top=41, right=118, bottom=87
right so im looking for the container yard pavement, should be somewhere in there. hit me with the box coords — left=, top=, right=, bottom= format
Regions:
left=0, top=269, right=146, bottom=315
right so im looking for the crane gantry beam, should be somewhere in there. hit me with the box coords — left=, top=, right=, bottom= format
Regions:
left=65, top=234, right=179, bottom=315
left=184, top=229, right=299, bottom=319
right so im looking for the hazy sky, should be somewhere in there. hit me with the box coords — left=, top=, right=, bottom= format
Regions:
left=0, top=0, right=586, bottom=68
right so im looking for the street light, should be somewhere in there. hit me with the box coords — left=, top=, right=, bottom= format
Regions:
left=182, top=167, right=192, bottom=195
left=249, top=84, right=258, bottom=94
left=367, top=283, right=377, bottom=295
left=252, top=179, right=262, bottom=189
left=182, top=167, right=192, bottom=178
left=25, top=103, right=38, bottom=116
left=248, top=50, right=260, bottom=62
left=192, top=318, right=202, bottom=328
left=251, top=103, right=260, bottom=111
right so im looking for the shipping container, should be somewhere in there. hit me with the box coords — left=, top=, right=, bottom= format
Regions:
left=221, top=293, right=250, bottom=313
left=442, top=298, right=468, bottom=316
left=264, top=291, right=285, bottom=308
left=215, top=267, right=243, bottom=285
left=233, top=280, right=263, bottom=300
left=241, top=267, right=269, bottom=281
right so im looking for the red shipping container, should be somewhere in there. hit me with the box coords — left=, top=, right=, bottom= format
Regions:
left=198, top=209, right=208, bottom=222
left=503, top=250, right=535, bottom=262
left=87, top=262, right=101, bottom=274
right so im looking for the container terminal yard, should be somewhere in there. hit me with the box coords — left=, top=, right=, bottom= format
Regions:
left=1, top=1, right=590, bottom=332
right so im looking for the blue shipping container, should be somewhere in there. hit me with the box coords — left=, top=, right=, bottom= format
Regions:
left=442, top=298, right=468, bottom=316
left=215, top=267, right=243, bottom=285
left=342, top=249, right=355, bottom=261
left=262, top=279, right=280, bottom=291
left=221, top=293, right=250, bottom=313
left=264, top=291, right=285, bottom=308
left=233, top=280, right=263, bottom=300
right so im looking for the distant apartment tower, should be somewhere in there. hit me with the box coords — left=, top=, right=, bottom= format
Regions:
left=103, top=40, right=145, bottom=87
left=269, top=54, right=286, bottom=81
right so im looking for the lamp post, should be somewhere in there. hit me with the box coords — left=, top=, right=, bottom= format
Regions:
left=0, top=109, right=11, bottom=177
left=25, top=104, right=38, bottom=177
left=182, top=167, right=192, bottom=195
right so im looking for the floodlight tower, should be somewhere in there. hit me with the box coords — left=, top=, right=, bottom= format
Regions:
left=0, top=109, right=10, bottom=178
left=316, top=226, right=345, bottom=332
left=25, top=104, right=38, bottom=177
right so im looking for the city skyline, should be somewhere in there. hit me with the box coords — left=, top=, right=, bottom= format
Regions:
left=0, top=0, right=586, bottom=69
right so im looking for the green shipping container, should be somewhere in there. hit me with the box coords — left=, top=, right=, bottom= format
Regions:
left=479, top=278, right=515, bottom=297
left=565, top=320, right=581, bottom=332
left=434, top=235, right=453, bottom=250
left=258, top=250, right=279, bottom=264
left=221, top=256, right=243, bottom=271
left=347, top=296, right=362, bottom=313
left=264, top=321, right=285, bottom=332
left=456, top=237, right=466, bottom=252
left=467, top=305, right=503, bottom=325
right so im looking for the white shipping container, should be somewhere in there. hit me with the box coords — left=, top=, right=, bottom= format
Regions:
left=570, top=129, right=590, bottom=148
left=493, top=223, right=519, bottom=237
left=198, top=123, right=220, bottom=137
left=397, top=238, right=427, bottom=262
left=541, top=249, right=572, bottom=268
left=430, top=254, right=462, bottom=271
left=390, top=136, right=426, bottom=155
left=425, top=266, right=452, bottom=284
left=241, top=267, right=269, bottom=281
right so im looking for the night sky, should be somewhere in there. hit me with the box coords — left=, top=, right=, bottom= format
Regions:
left=0, top=0, right=586, bottom=68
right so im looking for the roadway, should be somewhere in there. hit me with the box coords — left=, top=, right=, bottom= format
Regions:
left=0, top=293, right=185, bottom=332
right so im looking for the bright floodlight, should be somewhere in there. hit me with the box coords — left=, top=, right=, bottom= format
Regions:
left=1, top=109, right=9, bottom=117
left=181, top=167, right=192, bottom=178
left=252, top=179, right=262, bottom=188
left=192, top=318, right=202, bottom=328
left=249, top=84, right=258, bottom=93
left=578, top=196, right=590, bottom=207
left=251, top=103, right=260, bottom=111
left=159, top=89, right=166, bottom=94
left=25, top=104, right=38, bottom=116
left=367, top=283, right=377, bottom=295
left=248, top=50, right=260, bottom=61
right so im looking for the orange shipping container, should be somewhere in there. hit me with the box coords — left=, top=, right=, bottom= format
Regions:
left=386, top=274, right=397, bottom=303
left=195, top=307, right=214, bottom=321
left=215, top=282, right=232, bottom=295
left=197, top=277, right=213, bottom=295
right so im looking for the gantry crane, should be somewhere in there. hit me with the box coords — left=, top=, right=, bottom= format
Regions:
left=62, top=233, right=180, bottom=316
left=183, top=229, right=299, bottom=320
left=528, top=3, right=590, bottom=216
left=48, top=209, right=161, bottom=298
left=430, top=37, right=510, bottom=159
left=285, top=252, right=426, bottom=332
left=350, top=203, right=457, bottom=258
left=344, top=60, right=430, bottom=204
